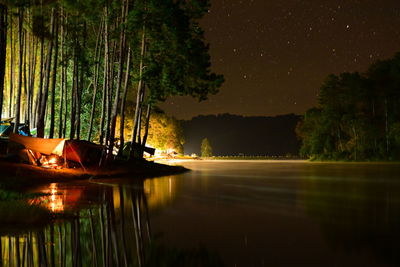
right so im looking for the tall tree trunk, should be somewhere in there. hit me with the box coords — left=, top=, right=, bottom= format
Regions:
left=129, top=25, right=146, bottom=160
left=76, top=22, right=87, bottom=141
left=62, top=12, right=68, bottom=138
left=0, top=4, right=7, bottom=122
left=22, top=29, right=27, bottom=124
left=13, top=8, right=24, bottom=133
left=49, top=15, right=59, bottom=138
left=87, top=18, right=104, bottom=141
left=28, top=31, right=37, bottom=130
left=105, top=36, right=117, bottom=147
left=118, top=47, right=131, bottom=157
left=34, top=30, right=45, bottom=129
left=37, top=8, right=56, bottom=137
left=108, top=0, right=128, bottom=159
left=58, top=8, right=65, bottom=138
left=140, top=104, right=151, bottom=158
left=69, top=48, right=78, bottom=139
left=8, top=10, right=13, bottom=117
left=99, top=7, right=109, bottom=145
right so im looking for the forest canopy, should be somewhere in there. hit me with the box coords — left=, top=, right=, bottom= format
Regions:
left=297, top=52, right=400, bottom=161
left=0, top=0, right=223, bottom=159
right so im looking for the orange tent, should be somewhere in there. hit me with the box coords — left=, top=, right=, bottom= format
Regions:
left=8, top=133, right=103, bottom=167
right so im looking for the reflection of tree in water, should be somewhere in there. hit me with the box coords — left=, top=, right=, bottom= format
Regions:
left=144, top=176, right=180, bottom=211
left=303, top=173, right=400, bottom=265
left=0, top=179, right=223, bottom=266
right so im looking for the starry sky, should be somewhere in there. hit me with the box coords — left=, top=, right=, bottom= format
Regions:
left=160, top=0, right=400, bottom=120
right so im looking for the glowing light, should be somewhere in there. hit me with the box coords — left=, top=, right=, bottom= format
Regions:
left=49, top=156, right=57, bottom=164
left=41, top=155, right=62, bottom=169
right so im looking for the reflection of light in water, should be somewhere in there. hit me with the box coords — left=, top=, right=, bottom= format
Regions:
left=113, top=186, right=121, bottom=210
left=144, top=176, right=177, bottom=210
left=34, top=183, right=64, bottom=212
left=48, top=183, right=64, bottom=212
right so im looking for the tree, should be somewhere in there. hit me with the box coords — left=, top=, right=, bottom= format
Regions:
left=127, top=0, right=224, bottom=160
left=0, top=0, right=223, bottom=164
left=13, top=6, right=24, bottom=133
left=201, top=138, right=212, bottom=157
left=0, top=4, right=6, bottom=122
left=115, top=106, right=184, bottom=155
left=146, top=109, right=184, bottom=154
left=297, top=52, right=400, bottom=161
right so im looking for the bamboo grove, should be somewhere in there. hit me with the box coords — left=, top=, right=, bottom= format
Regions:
left=0, top=0, right=224, bottom=159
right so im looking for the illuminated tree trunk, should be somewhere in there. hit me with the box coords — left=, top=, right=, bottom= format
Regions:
left=129, top=25, right=146, bottom=160
left=62, top=13, right=68, bottom=138
left=0, top=4, right=6, bottom=122
left=108, top=0, right=128, bottom=159
left=105, top=37, right=117, bottom=148
left=140, top=104, right=151, bottom=158
left=49, top=15, right=59, bottom=138
left=27, top=31, right=38, bottom=131
left=99, top=7, right=109, bottom=145
left=76, top=23, right=87, bottom=141
left=88, top=18, right=104, bottom=141
left=8, top=11, right=13, bottom=117
left=118, top=46, right=131, bottom=157
left=34, top=28, right=45, bottom=129
left=69, top=47, right=78, bottom=139
left=22, top=28, right=27, bottom=124
left=13, top=7, right=24, bottom=133
left=58, top=8, right=65, bottom=138
left=37, top=8, right=56, bottom=137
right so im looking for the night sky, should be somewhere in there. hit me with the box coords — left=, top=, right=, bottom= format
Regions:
left=161, top=0, right=400, bottom=120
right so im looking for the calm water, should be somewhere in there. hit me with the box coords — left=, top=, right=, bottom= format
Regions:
left=1, top=160, right=400, bottom=266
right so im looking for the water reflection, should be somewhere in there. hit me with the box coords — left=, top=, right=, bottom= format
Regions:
left=4, top=162, right=400, bottom=266
left=144, top=176, right=179, bottom=210
left=0, top=177, right=222, bottom=267
left=302, top=171, right=400, bottom=266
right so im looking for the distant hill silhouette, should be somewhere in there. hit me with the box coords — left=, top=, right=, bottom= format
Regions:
left=181, top=114, right=301, bottom=156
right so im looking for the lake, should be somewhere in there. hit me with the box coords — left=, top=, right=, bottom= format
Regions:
left=1, top=160, right=400, bottom=266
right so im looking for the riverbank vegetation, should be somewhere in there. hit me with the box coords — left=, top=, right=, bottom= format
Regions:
left=297, top=52, right=400, bottom=161
left=0, top=0, right=223, bottom=160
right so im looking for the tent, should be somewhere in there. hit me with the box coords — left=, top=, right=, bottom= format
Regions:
left=8, top=133, right=103, bottom=167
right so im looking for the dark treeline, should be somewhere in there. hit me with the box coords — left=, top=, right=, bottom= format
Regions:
left=0, top=0, right=223, bottom=159
left=297, top=52, right=400, bottom=161
left=182, top=113, right=301, bottom=156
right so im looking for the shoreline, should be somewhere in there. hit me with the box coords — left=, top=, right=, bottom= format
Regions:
left=0, top=159, right=189, bottom=189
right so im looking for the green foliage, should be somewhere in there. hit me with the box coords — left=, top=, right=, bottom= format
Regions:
left=117, top=106, right=184, bottom=154
left=2, top=0, right=223, bottom=150
left=146, top=108, right=184, bottom=154
left=127, top=0, right=224, bottom=104
left=297, top=52, right=400, bottom=161
left=201, top=138, right=212, bottom=157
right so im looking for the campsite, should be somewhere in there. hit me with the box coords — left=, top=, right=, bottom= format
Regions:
left=0, top=129, right=187, bottom=187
